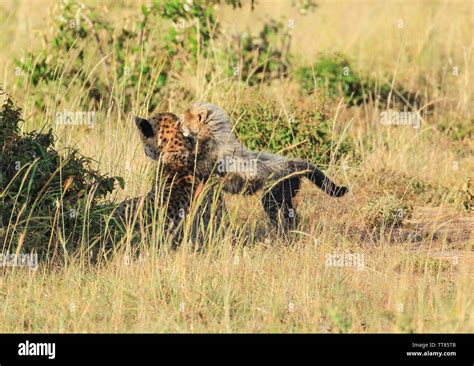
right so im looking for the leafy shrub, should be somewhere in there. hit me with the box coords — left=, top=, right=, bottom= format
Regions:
left=15, top=0, right=235, bottom=112
left=0, top=90, right=123, bottom=257
left=15, top=0, right=318, bottom=112
left=296, top=53, right=422, bottom=108
left=231, top=95, right=354, bottom=165
left=438, top=118, right=474, bottom=142
left=296, top=53, right=370, bottom=105
left=226, top=20, right=292, bottom=85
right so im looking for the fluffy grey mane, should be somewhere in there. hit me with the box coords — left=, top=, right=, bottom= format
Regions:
left=191, top=102, right=288, bottom=180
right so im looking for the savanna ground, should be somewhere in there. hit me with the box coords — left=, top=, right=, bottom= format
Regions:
left=0, top=0, right=473, bottom=332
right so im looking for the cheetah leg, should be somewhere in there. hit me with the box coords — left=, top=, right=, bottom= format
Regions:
left=261, top=175, right=301, bottom=232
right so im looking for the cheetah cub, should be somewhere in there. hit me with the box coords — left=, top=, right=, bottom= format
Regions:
left=179, top=102, right=349, bottom=231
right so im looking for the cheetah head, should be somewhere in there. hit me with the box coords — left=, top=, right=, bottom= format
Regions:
left=134, top=113, right=195, bottom=169
left=182, top=105, right=209, bottom=139
left=181, top=102, right=233, bottom=143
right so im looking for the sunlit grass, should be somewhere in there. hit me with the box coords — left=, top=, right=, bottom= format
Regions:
left=0, top=0, right=473, bottom=333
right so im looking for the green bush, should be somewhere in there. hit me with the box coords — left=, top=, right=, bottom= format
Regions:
left=296, top=53, right=371, bottom=105
left=296, top=53, right=422, bottom=108
left=15, top=0, right=231, bottom=112
left=226, top=20, right=292, bottom=85
left=438, top=117, right=474, bottom=142
left=0, top=90, right=123, bottom=257
left=232, top=96, right=354, bottom=165
left=14, top=0, right=318, bottom=112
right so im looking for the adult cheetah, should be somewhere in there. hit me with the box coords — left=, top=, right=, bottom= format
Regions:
left=116, top=112, right=225, bottom=246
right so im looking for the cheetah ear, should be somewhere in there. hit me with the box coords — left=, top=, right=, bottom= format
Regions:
left=196, top=106, right=208, bottom=123
left=135, top=116, right=154, bottom=139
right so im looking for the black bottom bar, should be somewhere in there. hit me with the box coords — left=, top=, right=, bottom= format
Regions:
left=0, top=334, right=472, bottom=363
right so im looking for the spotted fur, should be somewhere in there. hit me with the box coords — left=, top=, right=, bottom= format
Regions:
left=116, top=113, right=225, bottom=245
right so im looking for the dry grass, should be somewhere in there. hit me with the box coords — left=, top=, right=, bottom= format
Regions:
left=0, top=0, right=473, bottom=333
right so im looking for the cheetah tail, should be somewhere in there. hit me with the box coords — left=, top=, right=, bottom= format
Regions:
left=291, top=161, right=349, bottom=197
